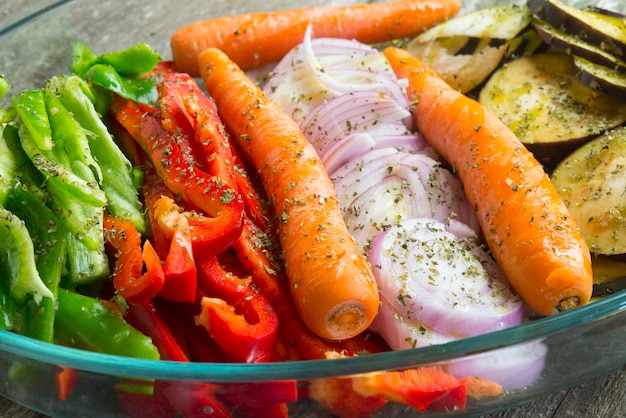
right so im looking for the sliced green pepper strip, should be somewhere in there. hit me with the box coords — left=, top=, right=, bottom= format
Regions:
left=0, top=206, right=53, bottom=304
left=98, top=44, right=161, bottom=77
left=72, top=42, right=160, bottom=78
left=0, top=107, right=18, bottom=206
left=86, top=64, right=157, bottom=105
left=71, top=41, right=100, bottom=78
left=0, top=280, right=16, bottom=330
left=51, top=74, right=147, bottom=233
left=12, top=89, right=106, bottom=207
left=54, top=288, right=160, bottom=360
left=12, top=87, right=109, bottom=284
left=7, top=184, right=67, bottom=342
left=0, top=107, right=45, bottom=203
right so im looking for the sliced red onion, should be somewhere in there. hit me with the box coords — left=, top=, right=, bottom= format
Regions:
left=321, top=131, right=428, bottom=177
left=332, top=149, right=481, bottom=249
left=263, top=27, right=408, bottom=124
left=369, top=302, right=454, bottom=349
left=445, top=340, right=548, bottom=391
left=368, top=218, right=523, bottom=339
left=300, top=91, right=412, bottom=156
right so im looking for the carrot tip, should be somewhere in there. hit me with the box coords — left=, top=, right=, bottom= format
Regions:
left=556, top=296, right=580, bottom=312
left=325, top=301, right=369, bottom=340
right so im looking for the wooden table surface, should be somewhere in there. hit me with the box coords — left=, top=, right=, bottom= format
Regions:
left=0, top=1, right=625, bottom=417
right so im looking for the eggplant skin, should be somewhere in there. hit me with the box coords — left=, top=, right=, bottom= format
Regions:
left=478, top=52, right=626, bottom=166
left=550, top=127, right=626, bottom=256
left=527, top=0, right=626, bottom=58
left=574, top=57, right=626, bottom=103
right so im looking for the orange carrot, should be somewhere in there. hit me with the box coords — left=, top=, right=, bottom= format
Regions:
left=383, top=47, right=593, bottom=316
left=199, top=47, right=379, bottom=341
left=171, top=0, right=461, bottom=75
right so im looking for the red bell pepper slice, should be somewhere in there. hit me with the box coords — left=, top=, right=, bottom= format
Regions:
left=111, top=95, right=244, bottom=255
left=158, top=73, right=237, bottom=191
left=309, top=376, right=388, bottom=418
left=196, top=246, right=278, bottom=363
left=196, top=253, right=251, bottom=302
left=125, top=300, right=190, bottom=362
left=152, top=200, right=197, bottom=303
left=230, top=144, right=276, bottom=239
left=350, top=366, right=467, bottom=412
left=195, top=290, right=278, bottom=364
left=103, top=213, right=164, bottom=304
left=141, top=163, right=175, bottom=259
left=55, top=365, right=79, bottom=402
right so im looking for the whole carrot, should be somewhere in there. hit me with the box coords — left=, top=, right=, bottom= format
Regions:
left=199, top=48, right=379, bottom=341
left=171, top=0, right=461, bottom=75
left=382, top=47, right=593, bottom=316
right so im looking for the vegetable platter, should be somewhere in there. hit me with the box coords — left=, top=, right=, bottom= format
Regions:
left=0, top=0, right=625, bottom=417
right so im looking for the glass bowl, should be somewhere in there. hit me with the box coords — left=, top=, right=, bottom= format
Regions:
left=1, top=0, right=625, bottom=417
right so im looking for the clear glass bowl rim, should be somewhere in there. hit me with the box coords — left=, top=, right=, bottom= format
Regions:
left=1, top=291, right=624, bottom=382
left=1, top=0, right=625, bottom=385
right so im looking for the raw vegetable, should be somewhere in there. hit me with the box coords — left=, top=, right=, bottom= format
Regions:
left=478, top=52, right=626, bottom=165
left=6, top=185, right=67, bottom=342
left=171, top=0, right=462, bottom=75
left=196, top=252, right=279, bottom=363
left=103, top=213, right=165, bottom=304
left=331, top=148, right=480, bottom=251
left=53, top=288, right=160, bottom=360
left=574, top=56, right=626, bottom=103
left=52, top=75, right=147, bottom=234
left=384, top=46, right=593, bottom=315
left=533, top=19, right=626, bottom=71
left=368, top=218, right=523, bottom=348
left=405, top=4, right=534, bottom=93
left=111, top=78, right=245, bottom=256
left=0, top=75, right=10, bottom=99
left=591, top=256, right=626, bottom=298
left=527, top=0, right=626, bottom=59
left=550, top=127, right=626, bottom=256
left=12, top=86, right=110, bottom=284
left=123, top=301, right=234, bottom=417
left=199, top=47, right=380, bottom=341
left=0, top=207, right=54, bottom=305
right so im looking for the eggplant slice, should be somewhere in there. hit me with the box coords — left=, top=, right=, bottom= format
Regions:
left=478, top=52, right=626, bottom=165
left=550, top=127, right=626, bottom=256
left=405, top=5, right=533, bottom=93
left=528, top=0, right=626, bottom=58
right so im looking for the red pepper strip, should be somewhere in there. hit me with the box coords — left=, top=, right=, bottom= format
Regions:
left=309, top=376, right=387, bottom=418
left=153, top=200, right=197, bottom=304
left=196, top=253, right=251, bottom=302
left=103, top=213, right=165, bottom=304
left=159, top=73, right=238, bottom=192
left=125, top=300, right=190, bottom=362
left=147, top=60, right=176, bottom=87
left=155, top=296, right=238, bottom=363
left=115, top=380, right=178, bottom=418
left=55, top=365, right=79, bottom=401
left=219, top=381, right=298, bottom=407
left=195, top=291, right=278, bottom=363
left=350, top=367, right=467, bottom=412
left=111, top=96, right=244, bottom=255
left=226, top=402, right=288, bottom=418
left=124, top=301, right=232, bottom=418
left=458, top=375, right=504, bottom=400
left=156, top=381, right=232, bottom=418
left=230, top=144, right=276, bottom=239
left=142, top=163, right=176, bottom=259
